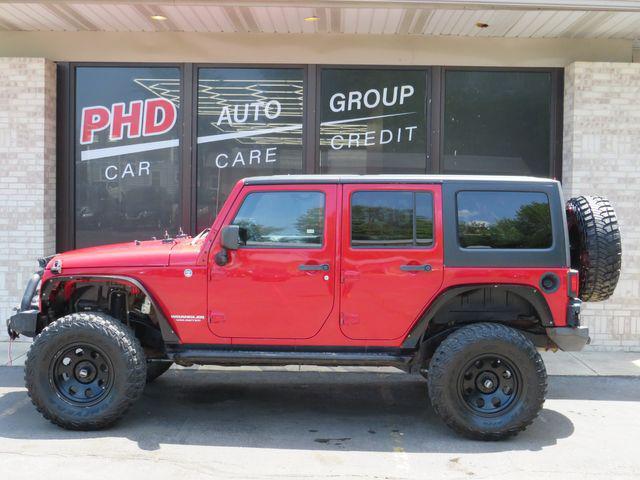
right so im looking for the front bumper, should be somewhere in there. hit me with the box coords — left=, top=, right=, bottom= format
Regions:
left=7, top=310, right=39, bottom=339
left=546, top=326, right=591, bottom=351
left=6, top=269, right=43, bottom=339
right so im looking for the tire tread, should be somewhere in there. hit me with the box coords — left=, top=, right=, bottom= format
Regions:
left=567, top=195, right=622, bottom=302
left=427, top=323, right=547, bottom=440
left=25, top=312, right=146, bottom=430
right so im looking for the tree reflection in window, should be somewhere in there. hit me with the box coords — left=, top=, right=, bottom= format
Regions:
left=351, top=191, right=433, bottom=247
left=416, top=193, right=434, bottom=246
left=457, top=191, right=552, bottom=249
left=232, top=192, right=324, bottom=247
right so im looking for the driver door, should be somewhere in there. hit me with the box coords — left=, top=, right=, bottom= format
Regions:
left=208, top=185, right=337, bottom=340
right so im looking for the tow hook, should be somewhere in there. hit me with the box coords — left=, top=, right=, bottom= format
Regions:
left=7, top=320, right=19, bottom=340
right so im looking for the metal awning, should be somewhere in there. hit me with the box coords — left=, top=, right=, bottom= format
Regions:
left=0, top=0, right=639, bottom=38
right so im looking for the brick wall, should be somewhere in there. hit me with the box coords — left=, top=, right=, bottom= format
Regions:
left=563, top=62, right=640, bottom=351
left=0, top=58, right=56, bottom=339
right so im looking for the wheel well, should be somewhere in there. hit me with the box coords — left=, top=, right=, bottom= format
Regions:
left=40, top=276, right=173, bottom=356
left=405, top=284, right=553, bottom=371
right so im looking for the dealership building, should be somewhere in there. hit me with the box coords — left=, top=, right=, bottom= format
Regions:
left=0, top=0, right=639, bottom=349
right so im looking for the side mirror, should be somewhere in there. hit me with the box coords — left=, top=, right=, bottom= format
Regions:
left=216, top=225, right=248, bottom=266
left=220, top=225, right=241, bottom=250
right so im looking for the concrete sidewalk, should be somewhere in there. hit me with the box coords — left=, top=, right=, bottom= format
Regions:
left=2, top=339, right=639, bottom=376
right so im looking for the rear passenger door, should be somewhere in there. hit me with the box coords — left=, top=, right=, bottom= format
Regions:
left=340, top=184, right=444, bottom=340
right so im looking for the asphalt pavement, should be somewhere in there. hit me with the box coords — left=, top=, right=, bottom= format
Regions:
left=0, top=365, right=639, bottom=480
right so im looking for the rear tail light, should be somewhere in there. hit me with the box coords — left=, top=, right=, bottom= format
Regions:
left=568, top=269, right=580, bottom=298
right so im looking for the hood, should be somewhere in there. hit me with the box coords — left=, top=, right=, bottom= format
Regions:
left=49, top=239, right=182, bottom=270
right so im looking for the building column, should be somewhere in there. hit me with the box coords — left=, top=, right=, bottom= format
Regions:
left=0, top=58, right=56, bottom=338
left=563, top=61, right=640, bottom=351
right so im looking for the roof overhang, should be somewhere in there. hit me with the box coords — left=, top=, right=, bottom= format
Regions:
left=0, top=0, right=639, bottom=39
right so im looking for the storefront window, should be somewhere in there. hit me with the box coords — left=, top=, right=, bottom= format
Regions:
left=443, top=70, right=552, bottom=177
left=319, top=69, right=428, bottom=174
left=62, top=64, right=560, bottom=251
left=74, top=66, right=182, bottom=248
left=196, top=68, right=305, bottom=231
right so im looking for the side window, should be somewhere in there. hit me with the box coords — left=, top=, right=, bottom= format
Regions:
left=457, top=191, right=552, bottom=249
left=232, top=191, right=325, bottom=248
left=351, top=191, right=434, bottom=248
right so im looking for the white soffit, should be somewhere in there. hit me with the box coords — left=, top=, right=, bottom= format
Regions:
left=0, top=1, right=639, bottom=38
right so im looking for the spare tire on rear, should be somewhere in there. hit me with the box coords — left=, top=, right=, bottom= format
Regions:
left=566, top=195, right=621, bottom=302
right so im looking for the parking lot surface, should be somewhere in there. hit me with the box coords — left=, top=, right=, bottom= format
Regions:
left=1, top=366, right=639, bottom=480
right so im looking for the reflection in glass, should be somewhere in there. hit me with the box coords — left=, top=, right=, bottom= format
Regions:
left=457, top=191, right=552, bottom=249
left=416, top=193, right=434, bottom=246
left=232, top=192, right=325, bottom=247
left=196, top=68, right=305, bottom=231
left=443, top=70, right=552, bottom=176
left=74, top=67, right=181, bottom=248
left=351, top=191, right=433, bottom=247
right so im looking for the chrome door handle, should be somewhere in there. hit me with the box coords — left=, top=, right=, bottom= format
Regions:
left=400, top=264, right=432, bottom=272
left=299, top=263, right=330, bottom=271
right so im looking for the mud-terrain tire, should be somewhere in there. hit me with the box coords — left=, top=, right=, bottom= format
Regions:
left=427, top=323, right=547, bottom=440
left=566, top=195, right=621, bottom=302
left=25, top=312, right=147, bottom=430
left=146, top=361, right=172, bottom=383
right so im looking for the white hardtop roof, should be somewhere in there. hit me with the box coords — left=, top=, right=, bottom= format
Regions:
left=242, top=174, right=559, bottom=185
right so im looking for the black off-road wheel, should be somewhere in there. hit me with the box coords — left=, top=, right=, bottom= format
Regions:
left=427, top=323, right=547, bottom=440
left=25, top=312, right=147, bottom=430
left=566, top=195, right=621, bottom=302
left=146, top=361, right=172, bottom=383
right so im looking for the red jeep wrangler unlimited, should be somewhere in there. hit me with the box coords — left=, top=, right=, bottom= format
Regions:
left=7, top=175, right=621, bottom=439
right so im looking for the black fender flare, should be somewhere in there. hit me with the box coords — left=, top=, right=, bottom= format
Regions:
left=402, top=284, right=554, bottom=348
left=41, top=274, right=179, bottom=343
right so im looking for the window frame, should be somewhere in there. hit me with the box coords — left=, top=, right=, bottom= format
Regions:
left=56, top=63, right=563, bottom=253
left=455, top=190, right=554, bottom=251
left=231, top=190, right=327, bottom=250
left=349, top=190, right=435, bottom=250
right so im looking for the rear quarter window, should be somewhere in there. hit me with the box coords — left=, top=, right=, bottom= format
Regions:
left=457, top=191, right=552, bottom=249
